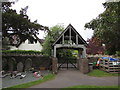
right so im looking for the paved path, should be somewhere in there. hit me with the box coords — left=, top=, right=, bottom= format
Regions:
left=29, top=69, right=119, bottom=88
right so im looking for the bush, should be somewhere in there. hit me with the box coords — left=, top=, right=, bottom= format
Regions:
left=2, top=50, right=42, bottom=55
left=104, top=50, right=113, bottom=55
left=116, top=51, right=120, bottom=56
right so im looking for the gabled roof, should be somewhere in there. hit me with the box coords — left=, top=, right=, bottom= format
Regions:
left=34, top=34, right=44, bottom=45
left=53, top=24, right=87, bottom=46
left=13, top=34, right=44, bottom=47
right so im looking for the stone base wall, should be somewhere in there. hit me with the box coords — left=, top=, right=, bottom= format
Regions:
left=2, top=55, right=51, bottom=72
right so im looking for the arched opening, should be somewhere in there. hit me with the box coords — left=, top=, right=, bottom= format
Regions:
left=57, top=48, right=78, bottom=70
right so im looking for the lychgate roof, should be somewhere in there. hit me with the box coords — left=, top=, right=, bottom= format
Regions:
left=53, top=24, right=87, bottom=46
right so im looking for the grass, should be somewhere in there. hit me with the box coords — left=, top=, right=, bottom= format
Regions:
left=62, top=85, right=119, bottom=90
left=2, top=73, right=55, bottom=90
left=87, top=69, right=119, bottom=77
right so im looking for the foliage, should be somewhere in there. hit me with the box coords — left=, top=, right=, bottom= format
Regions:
left=87, top=37, right=105, bottom=55
left=42, top=25, right=64, bottom=56
left=57, top=49, right=77, bottom=63
left=2, top=2, right=49, bottom=49
left=88, top=69, right=119, bottom=77
left=85, top=2, right=120, bottom=54
left=2, top=74, right=55, bottom=89
left=2, top=50, right=42, bottom=55
left=116, top=51, right=120, bottom=56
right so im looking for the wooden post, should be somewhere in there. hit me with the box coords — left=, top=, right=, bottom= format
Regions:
left=69, top=27, right=71, bottom=44
left=76, top=34, right=78, bottom=45
left=67, top=59, right=68, bottom=70
left=82, top=47, right=86, bottom=58
left=62, top=34, right=64, bottom=44
left=54, top=46, right=56, bottom=57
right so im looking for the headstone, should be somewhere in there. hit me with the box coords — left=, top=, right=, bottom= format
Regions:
left=17, top=62, right=23, bottom=72
left=8, top=58, right=16, bottom=71
left=2, top=58, right=7, bottom=70
left=25, top=58, right=32, bottom=71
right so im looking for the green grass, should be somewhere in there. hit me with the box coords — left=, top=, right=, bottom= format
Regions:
left=2, top=73, right=55, bottom=90
left=62, top=85, right=119, bottom=90
left=88, top=69, right=119, bottom=77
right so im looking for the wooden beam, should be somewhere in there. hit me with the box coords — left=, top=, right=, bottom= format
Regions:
left=55, top=44, right=85, bottom=48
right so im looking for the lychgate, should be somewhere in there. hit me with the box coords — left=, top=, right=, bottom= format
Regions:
left=52, top=24, right=89, bottom=74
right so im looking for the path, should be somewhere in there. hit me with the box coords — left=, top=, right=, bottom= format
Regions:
left=29, top=69, right=119, bottom=88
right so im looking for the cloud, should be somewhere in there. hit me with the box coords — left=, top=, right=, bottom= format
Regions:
left=12, top=0, right=105, bottom=40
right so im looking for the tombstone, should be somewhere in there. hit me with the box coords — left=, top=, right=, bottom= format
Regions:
left=2, top=58, right=7, bottom=70
left=25, top=58, right=32, bottom=71
left=8, top=58, right=16, bottom=71
left=17, top=62, right=24, bottom=72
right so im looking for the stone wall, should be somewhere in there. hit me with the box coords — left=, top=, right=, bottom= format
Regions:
left=2, top=55, right=51, bottom=71
left=77, top=58, right=89, bottom=74
left=52, top=57, right=58, bottom=74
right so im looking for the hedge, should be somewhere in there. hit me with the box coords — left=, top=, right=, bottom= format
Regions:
left=2, top=50, right=43, bottom=55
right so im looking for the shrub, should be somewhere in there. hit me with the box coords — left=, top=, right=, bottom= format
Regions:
left=2, top=50, right=42, bottom=55
left=116, top=51, right=120, bottom=56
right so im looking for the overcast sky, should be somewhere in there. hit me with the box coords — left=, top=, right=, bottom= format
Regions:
left=12, top=0, right=106, bottom=40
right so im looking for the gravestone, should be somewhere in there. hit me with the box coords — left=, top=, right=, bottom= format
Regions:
left=8, top=58, right=16, bottom=71
left=17, top=62, right=23, bottom=72
left=25, top=58, right=32, bottom=71
left=2, top=58, right=7, bottom=70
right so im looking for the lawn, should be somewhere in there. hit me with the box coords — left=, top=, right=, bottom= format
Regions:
left=2, top=73, right=55, bottom=89
left=87, top=69, right=119, bottom=77
left=62, top=85, right=119, bottom=90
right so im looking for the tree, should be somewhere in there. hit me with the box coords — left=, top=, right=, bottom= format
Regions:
left=2, top=2, right=49, bottom=49
left=86, top=37, right=105, bottom=55
left=42, top=25, right=64, bottom=56
left=85, top=2, right=120, bottom=54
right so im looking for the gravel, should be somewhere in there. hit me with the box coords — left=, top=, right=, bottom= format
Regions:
left=2, top=70, right=51, bottom=88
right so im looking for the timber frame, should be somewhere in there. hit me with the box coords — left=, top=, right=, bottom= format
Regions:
left=52, top=24, right=87, bottom=58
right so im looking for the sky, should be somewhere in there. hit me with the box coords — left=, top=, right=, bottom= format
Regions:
left=11, top=0, right=106, bottom=40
